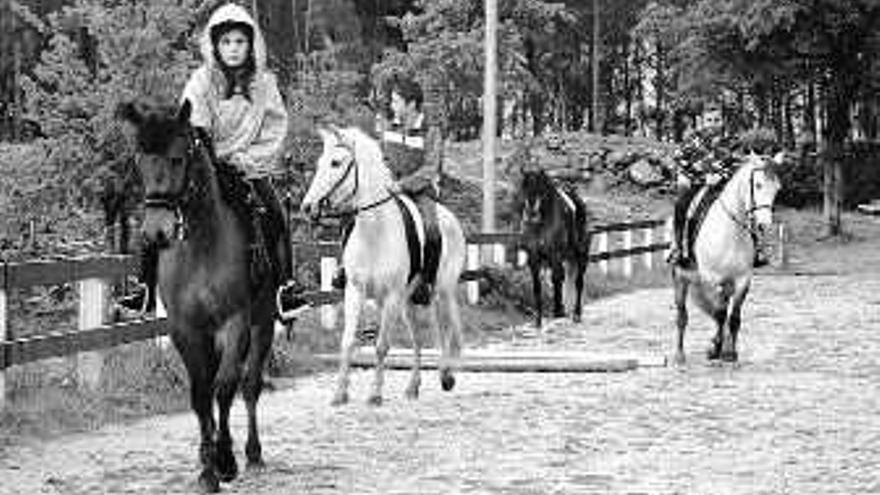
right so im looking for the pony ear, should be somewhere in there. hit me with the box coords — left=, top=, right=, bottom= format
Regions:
left=177, top=99, right=192, bottom=126
left=772, top=151, right=786, bottom=165
left=115, top=100, right=143, bottom=126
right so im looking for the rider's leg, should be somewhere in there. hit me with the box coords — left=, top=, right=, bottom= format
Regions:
left=331, top=216, right=355, bottom=290
left=669, top=184, right=699, bottom=266
left=119, top=241, right=158, bottom=314
left=752, top=229, right=770, bottom=268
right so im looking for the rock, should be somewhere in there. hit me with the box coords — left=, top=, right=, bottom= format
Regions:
left=628, top=159, right=665, bottom=186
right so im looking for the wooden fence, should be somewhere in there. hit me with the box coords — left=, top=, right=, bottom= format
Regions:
left=0, top=218, right=673, bottom=409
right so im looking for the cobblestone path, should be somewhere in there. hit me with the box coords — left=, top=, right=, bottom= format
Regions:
left=3, top=257, right=880, bottom=494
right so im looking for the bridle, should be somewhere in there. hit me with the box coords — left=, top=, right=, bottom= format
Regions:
left=720, top=161, right=776, bottom=235
left=141, top=129, right=206, bottom=241
left=313, top=139, right=394, bottom=219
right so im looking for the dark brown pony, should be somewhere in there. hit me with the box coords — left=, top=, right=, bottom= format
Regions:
left=519, top=168, right=590, bottom=328
left=117, top=99, right=287, bottom=493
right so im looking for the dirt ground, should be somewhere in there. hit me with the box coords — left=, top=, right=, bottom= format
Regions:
left=2, top=209, right=880, bottom=494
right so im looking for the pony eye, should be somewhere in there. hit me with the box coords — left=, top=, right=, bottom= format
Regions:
left=330, top=159, right=342, bottom=168
left=171, top=157, right=184, bottom=168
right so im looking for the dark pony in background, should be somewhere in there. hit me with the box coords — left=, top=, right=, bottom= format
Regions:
left=518, top=165, right=590, bottom=328
left=117, top=98, right=289, bottom=493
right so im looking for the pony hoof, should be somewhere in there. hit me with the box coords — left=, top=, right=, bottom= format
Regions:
left=367, top=394, right=383, bottom=406
left=440, top=372, right=456, bottom=391
left=674, top=353, right=686, bottom=367
left=198, top=470, right=220, bottom=493
left=216, top=444, right=238, bottom=483
left=706, top=346, right=722, bottom=361
left=720, top=351, right=739, bottom=363
left=404, top=386, right=420, bottom=400
left=246, top=459, right=266, bottom=472
left=572, top=314, right=582, bottom=324
left=216, top=459, right=238, bottom=483
left=331, top=392, right=349, bottom=406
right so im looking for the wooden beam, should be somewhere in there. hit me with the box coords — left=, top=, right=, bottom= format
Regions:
left=314, top=349, right=665, bottom=372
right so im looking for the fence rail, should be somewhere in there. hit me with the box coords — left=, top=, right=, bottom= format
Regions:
left=0, top=218, right=674, bottom=408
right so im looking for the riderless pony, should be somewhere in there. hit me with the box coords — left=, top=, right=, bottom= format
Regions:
left=301, top=125, right=466, bottom=406
left=117, top=99, right=289, bottom=492
left=519, top=166, right=590, bottom=328
left=672, top=152, right=782, bottom=365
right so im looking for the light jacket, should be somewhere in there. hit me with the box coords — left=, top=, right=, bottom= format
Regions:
left=181, top=4, right=288, bottom=178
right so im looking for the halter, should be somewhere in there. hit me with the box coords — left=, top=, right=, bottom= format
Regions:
left=313, top=139, right=395, bottom=219
left=142, top=129, right=206, bottom=241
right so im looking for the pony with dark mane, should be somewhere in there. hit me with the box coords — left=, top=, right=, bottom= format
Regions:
left=117, top=98, right=289, bottom=492
left=672, top=152, right=782, bottom=365
left=518, top=165, right=590, bottom=328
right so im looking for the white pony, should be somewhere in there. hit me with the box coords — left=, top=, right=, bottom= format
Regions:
left=301, top=126, right=466, bottom=405
left=672, top=152, right=782, bottom=365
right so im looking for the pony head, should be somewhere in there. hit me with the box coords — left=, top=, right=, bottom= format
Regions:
left=117, top=98, right=202, bottom=247
left=735, top=151, right=783, bottom=227
left=520, top=169, right=552, bottom=229
left=301, top=125, right=391, bottom=219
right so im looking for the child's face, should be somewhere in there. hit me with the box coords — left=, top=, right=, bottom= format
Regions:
left=390, top=90, right=417, bottom=123
left=217, top=29, right=250, bottom=68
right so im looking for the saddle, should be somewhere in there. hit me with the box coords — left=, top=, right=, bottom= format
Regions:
left=392, top=193, right=442, bottom=306
left=214, top=161, right=290, bottom=287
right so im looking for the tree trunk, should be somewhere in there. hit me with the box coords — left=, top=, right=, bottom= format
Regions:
left=824, top=76, right=849, bottom=237
left=655, top=42, right=664, bottom=140
left=591, top=0, right=601, bottom=133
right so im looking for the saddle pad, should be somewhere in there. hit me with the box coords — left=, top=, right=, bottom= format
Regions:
left=685, top=183, right=725, bottom=257
left=392, top=195, right=424, bottom=284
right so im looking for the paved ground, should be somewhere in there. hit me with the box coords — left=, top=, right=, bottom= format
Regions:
left=3, top=217, right=880, bottom=494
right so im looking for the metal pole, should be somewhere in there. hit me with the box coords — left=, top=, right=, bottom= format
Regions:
left=482, top=0, right=498, bottom=233
left=591, top=0, right=600, bottom=133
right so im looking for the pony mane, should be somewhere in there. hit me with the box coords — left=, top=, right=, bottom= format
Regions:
left=337, top=126, right=394, bottom=186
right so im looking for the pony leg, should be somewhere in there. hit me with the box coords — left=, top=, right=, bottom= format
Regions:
left=242, top=312, right=275, bottom=469
left=435, top=286, right=462, bottom=391
left=722, top=279, right=751, bottom=362
left=551, top=260, right=565, bottom=318
left=707, top=282, right=734, bottom=361
left=673, top=268, right=690, bottom=366
left=214, top=316, right=249, bottom=483
left=332, top=283, right=365, bottom=406
left=572, top=258, right=587, bottom=323
left=368, top=293, right=395, bottom=406
left=529, top=258, right=543, bottom=329
left=401, top=300, right=422, bottom=400
left=172, top=331, right=221, bottom=493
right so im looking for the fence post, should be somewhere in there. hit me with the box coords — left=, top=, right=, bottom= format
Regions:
left=597, top=232, right=609, bottom=275
left=777, top=222, right=789, bottom=269
left=320, top=257, right=337, bottom=329
left=493, top=243, right=506, bottom=266
left=664, top=217, right=673, bottom=261
left=0, top=281, right=7, bottom=411
left=466, top=244, right=480, bottom=304
left=154, top=288, right=170, bottom=349
left=77, top=278, right=108, bottom=389
left=517, top=249, right=528, bottom=268
left=622, top=229, right=633, bottom=278
left=643, top=226, right=654, bottom=270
